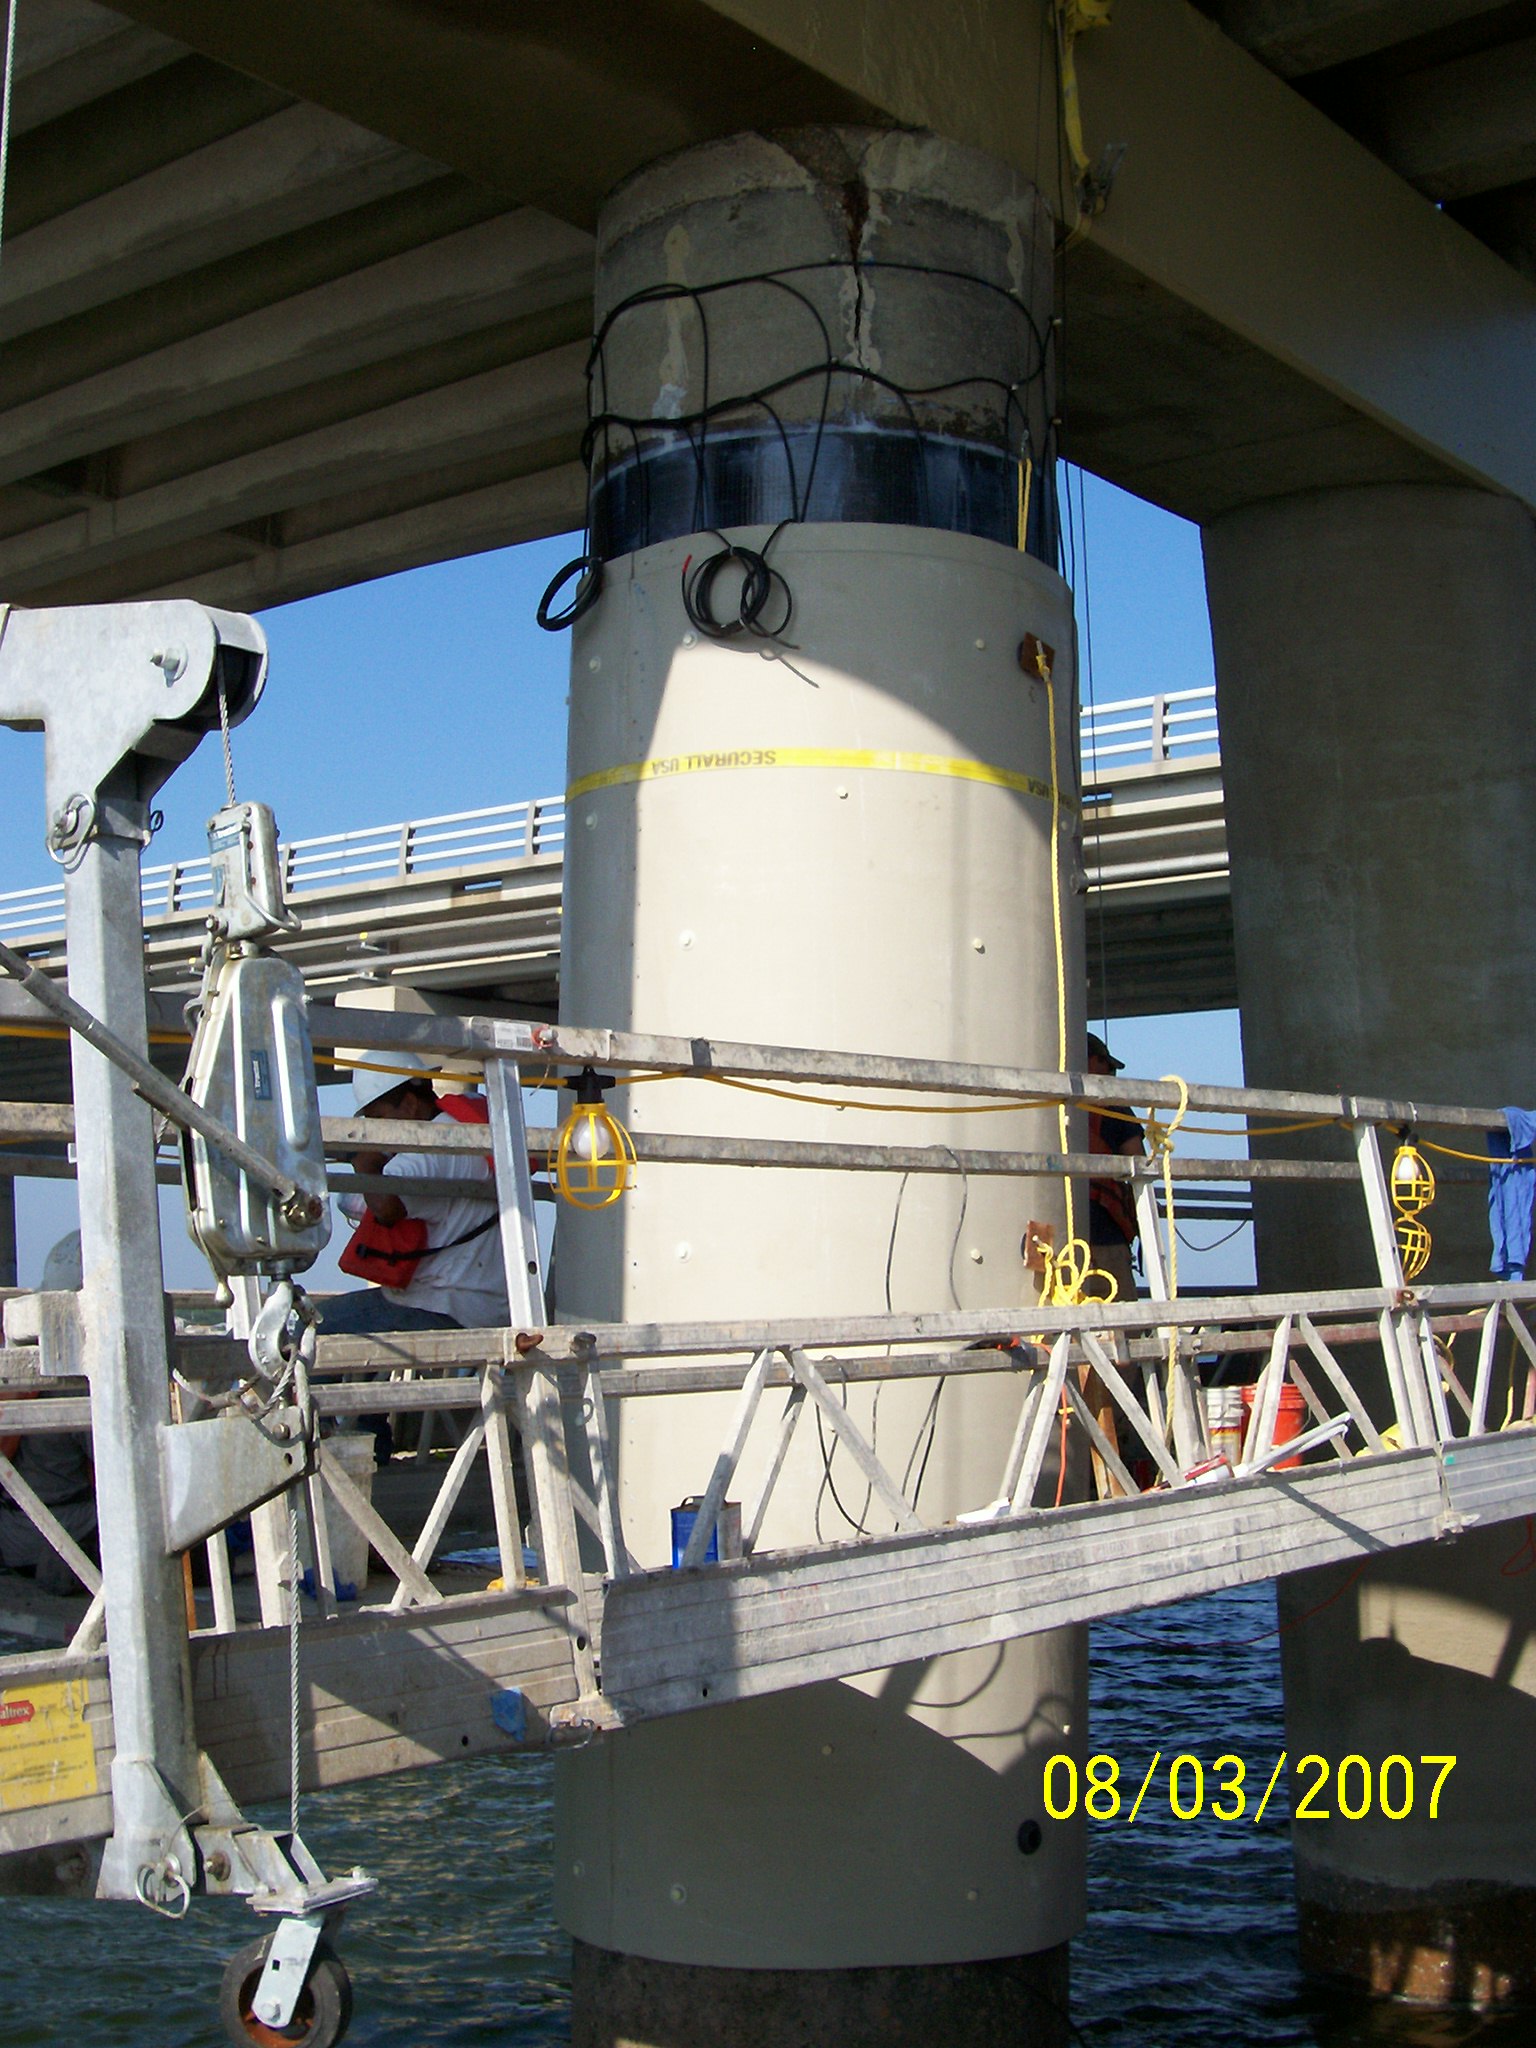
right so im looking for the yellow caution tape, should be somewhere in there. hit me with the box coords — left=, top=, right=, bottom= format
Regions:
left=568, top=746, right=1075, bottom=810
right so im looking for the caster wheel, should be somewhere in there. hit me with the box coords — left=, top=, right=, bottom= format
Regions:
left=219, top=1935, right=353, bottom=2047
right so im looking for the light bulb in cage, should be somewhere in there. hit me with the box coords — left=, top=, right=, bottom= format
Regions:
left=554, top=1067, right=637, bottom=1210
left=1390, top=1132, right=1435, bottom=1281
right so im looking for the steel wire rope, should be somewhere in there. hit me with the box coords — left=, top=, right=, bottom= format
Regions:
left=215, top=667, right=237, bottom=809
left=288, top=1495, right=303, bottom=1839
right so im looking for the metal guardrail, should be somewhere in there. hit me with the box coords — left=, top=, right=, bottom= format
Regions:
left=1080, top=686, right=1219, bottom=767
left=0, top=689, right=1217, bottom=941
left=0, top=796, right=567, bottom=938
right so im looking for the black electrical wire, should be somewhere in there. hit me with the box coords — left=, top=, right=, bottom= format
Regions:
left=557, top=250, right=1060, bottom=640
left=681, top=526, right=795, bottom=644
left=1173, top=1219, right=1251, bottom=1254
left=903, top=1147, right=970, bottom=1512
left=535, top=553, right=604, bottom=632
left=814, top=1369, right=880, bottom=1540
left=816, top=1153, right=973, bottom=1537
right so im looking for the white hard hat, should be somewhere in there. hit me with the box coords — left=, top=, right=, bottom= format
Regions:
left=42, top=1231, right=83, bottom=1291
left=351, top=1050, right=432, bottom=1113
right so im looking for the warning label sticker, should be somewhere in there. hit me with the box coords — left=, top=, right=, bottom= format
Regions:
left=0, top=1680, right=98, bottom=1812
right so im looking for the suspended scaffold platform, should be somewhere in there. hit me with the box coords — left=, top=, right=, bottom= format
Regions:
left=1, top=599, right=1533, bottom=2043
left=3, top=1000, right=1535, bottom=1764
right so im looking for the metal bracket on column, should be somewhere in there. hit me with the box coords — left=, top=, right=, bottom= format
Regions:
left=0, top=601, right=266, bottom=816
left=160, top=1410, right=312, bottom=1553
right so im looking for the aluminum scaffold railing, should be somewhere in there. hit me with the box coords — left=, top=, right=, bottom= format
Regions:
left=1, top=602, right=1533, bottom=2043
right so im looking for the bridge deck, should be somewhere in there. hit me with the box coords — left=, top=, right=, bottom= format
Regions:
left=0, top=690, right=1229, bottom=1118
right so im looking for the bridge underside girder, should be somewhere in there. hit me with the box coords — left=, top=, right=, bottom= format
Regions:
left=1, top=0, right=1533, bottom=614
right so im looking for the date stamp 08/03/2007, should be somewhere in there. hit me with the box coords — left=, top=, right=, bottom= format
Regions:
left=1043, top=1753, right=1458, bottom=1825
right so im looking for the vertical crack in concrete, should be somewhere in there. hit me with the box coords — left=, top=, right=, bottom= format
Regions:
left=840, top=173, right=870, bottom=370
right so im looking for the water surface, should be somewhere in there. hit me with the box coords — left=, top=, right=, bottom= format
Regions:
left=1, top=1585, right=1527, bottom=2045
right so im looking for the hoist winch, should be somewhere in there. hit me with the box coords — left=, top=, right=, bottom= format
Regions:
left=181, top=798, right=330, bottom=1293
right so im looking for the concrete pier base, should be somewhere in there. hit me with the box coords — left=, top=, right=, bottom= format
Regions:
left=1204, top=482, right=1536, bottom=2007
left=571, top=1938, right=1071, bottom=2048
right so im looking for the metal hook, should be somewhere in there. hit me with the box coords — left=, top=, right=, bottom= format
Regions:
left=248, top=1279, right=318, bottom=1406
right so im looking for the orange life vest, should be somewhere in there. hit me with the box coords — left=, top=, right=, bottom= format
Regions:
left=439, top=1089, right=491, bottom=1157
left=338, top=1091, right=494, bottom=1286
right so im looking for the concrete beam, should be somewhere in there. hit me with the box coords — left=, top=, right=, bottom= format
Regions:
left=712, top=0, right=1536, bottom=509
left=1451, top=180, right=1536, bottom=285
left=7, top=53, right=290, bottom=238
left=0, top=101, right=441, bottom=341
left=104, top=310, right=588, bottom=496
left=131, top=461, right=589, bottom=613
left=1195, top=0, right=1511, bottom=78
left=0, top=211, right=594, bottom=490
left=103, top=0, right=1536, bottom=516
left=4, top=176, right=504, bottom=409
left=0, top=342, right=589, bottom=595
left=12, top=0, right=182, bottom=134
left=1348, top=35, right=1536, bottom=200
left=103, top=0, right=873, bottom=223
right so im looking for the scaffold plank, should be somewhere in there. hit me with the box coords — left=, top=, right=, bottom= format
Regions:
left=597, top=1445, right=1515, bottom=1722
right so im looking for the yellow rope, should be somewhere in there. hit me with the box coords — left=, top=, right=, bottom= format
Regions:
left=1033, top=639, right=1079, bottom=1251
left=1055, top=0, right=1116, bottom=246
left=1144, top=1075, right=1190, bottom=1304
left=696, top=1072, right=1057, bottom=1117
left=0, top=1020, right=190, bottom=1047
left=1037, top=1237, right=1118, bottom=1308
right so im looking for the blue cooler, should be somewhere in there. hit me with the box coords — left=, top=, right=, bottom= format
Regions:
left=671, top=1496, right=743, bottom=1568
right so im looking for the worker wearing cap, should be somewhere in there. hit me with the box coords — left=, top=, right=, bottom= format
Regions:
left=1086, top=1031, right=1145, bottom=1303
left=322, top=1051, right=509, bottom=1339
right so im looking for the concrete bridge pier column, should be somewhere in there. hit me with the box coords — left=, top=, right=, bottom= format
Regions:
left=1203, top=482, right=1536, bottom=2006
left=554, top=128, right=1085, bottom=2048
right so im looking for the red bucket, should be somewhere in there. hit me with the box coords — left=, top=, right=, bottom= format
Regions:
left=1241, top=1382, right=1307, bottom=1469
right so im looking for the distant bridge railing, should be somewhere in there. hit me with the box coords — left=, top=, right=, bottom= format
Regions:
left=0, top=686, right=1218, bottom=941
left=1080, top=685, right=1219, bottom=767
left=0, top=795, right=567, bottom=938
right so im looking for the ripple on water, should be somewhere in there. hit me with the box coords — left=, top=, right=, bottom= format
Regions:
left=0, top=1585, right=1529, bottom=2044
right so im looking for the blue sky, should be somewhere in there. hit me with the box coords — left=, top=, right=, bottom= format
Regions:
left=3, top=471, right=1252, bottom=1286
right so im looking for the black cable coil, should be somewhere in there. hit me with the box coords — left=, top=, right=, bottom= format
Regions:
left=681, top=533, right=794, bottom=644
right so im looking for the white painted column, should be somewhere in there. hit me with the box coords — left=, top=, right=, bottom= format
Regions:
left=556, top=128, right=1086, bottom=2047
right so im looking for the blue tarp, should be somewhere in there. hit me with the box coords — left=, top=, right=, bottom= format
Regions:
left=1488, top=1107, right=1536, bottom=1279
